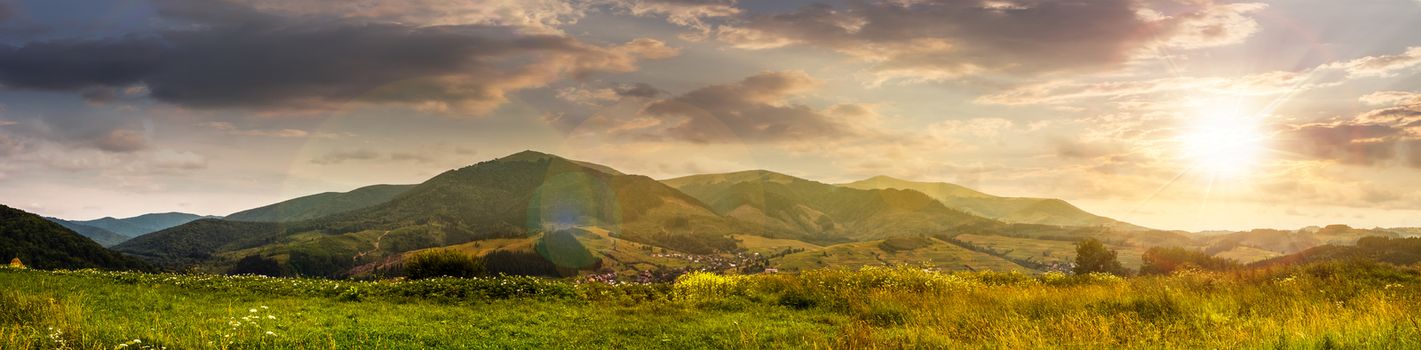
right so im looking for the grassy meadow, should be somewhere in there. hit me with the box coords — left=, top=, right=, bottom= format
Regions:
left=2, top=262, right=1420, bottom=349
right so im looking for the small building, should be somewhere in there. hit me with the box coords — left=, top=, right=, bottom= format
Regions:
left=8, top=257, right=24, bottom=269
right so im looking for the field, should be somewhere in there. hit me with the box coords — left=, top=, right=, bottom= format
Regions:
left=953, top=234, right=1148, bottom=270
left=3, top=262, right=1421, bottom=349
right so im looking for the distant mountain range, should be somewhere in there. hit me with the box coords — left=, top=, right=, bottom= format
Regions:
left=46, top=212, right=214, bottom=246
left=1, top=205, right=151, bottom=270
left=115, top=151, right=740, bottom=276
left=45, top=219, right=129, bottom=247
left=840, top=175, right=1145, bottom=230
left=663, top=170, right=998, bottom=242
left=5, top=150, right=1410, bottom=277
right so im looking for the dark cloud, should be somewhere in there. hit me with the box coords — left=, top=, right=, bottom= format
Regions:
left=609, top=0, right=741, bottom=36
left=0, top=1, right=15, bottom=21
left=1285, top=98, right=1421, bottom=168
left=616, top=82, right=663, bottom=98
left=639, top=71, right=856, bottom=143
left=545, top=71, right=863, bottom=143
left=91, top=129, right=147, bottom=153
left=0, top=132, right=21, bottom=156
left=389, top=152, right=436, bottom=163
left=0, top=0, right=674, bottom=114
left=717, top=0, right=1263, bottom=80
left=311, top=149, right=380, bottom=165
left=0, top=37, right=163, bottom=90
left=1290, top=124, right=1400, bottom=166
left=313, top=149, right=445, bottom=164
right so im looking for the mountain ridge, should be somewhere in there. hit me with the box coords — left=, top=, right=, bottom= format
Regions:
left=1, top=204, right=152, bottom=271
left=840, top=175, right=1145, bottom=230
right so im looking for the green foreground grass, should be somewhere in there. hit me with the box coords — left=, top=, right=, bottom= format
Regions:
left=2, top=261, right=1420, bottom=349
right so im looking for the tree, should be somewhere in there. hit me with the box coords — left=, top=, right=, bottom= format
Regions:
left=228, top=255, right=284, bottom=276
left=1139, top=247, right=1238, bottom=275
left=405, top=249, right=483, bottom=279
left=1074, top=238, right=1127, bottom=276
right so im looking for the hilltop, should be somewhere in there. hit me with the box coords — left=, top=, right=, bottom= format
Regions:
left=0, top=205, right=151, bottom=270
left=224, top=184, right=416, bottom=222
left=664, top=170, right=998, bottom=242
left=841, top=175, right=1143, bottom=229
left=52, top=212, right=212, bottom=238
left=116, top=151, right=739, bottom=276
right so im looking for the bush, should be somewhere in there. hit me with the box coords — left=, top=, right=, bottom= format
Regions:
left=228, top=255, right=285, bottom=276
left=404, top=249, right=483, bottom=280
left=1139, top=247, right=1239, bottom=275
left=673, top=271, right=749, bottom=304
left=1074, top=238, right=1129, bottom=276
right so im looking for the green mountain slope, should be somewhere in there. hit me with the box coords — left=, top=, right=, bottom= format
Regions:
left=840, top=176, right=1142, bottom=229
left=0, top=204, right=151, bottom=270
left=663, top=170, right=999, bottom=242
left=1253, top=236, right=1421, bottom=267
left=225, top=184, right=415, bottom=222
left=112, top=219, right=285, bottom=269
left=117, top=151, right=740, bottom=276
left=46, top=218, right=129, bottom=247
left=65, top=212, right=212, bottom=237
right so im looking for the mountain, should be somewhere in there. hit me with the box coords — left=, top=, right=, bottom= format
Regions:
left=46, top=218, right=129, bottom=247
left=63, top=212, right=213, bottom=238
left=225, top=184, right=416, bottom=222
left=1253, top=236, right=1421, bottom=267
left=840, top=176, right=1142, bottom=230
left=112, top=219, right=285, bottom=269
left=1385, top=227, right=1421, bottom=237
left=663, top=170, right=999, bottom=242
left=1201, top=226, right=1401, bottom=261
left=0, top=204, right=151, bottom=270
left=116, top=151, right=740, bottom=276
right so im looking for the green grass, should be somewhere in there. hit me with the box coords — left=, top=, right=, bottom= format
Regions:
left=3, top=261, right=1420, bottom=349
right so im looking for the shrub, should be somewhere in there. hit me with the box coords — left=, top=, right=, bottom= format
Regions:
left=1139, top=247, right=1238, bottom=275
left=1074, top=238, right=1129, bottom=276
left=404, top=249, right=483, bottom=280
left=673, top=272, right=748, bottom=304
left=228, top=255, right=285, bottom=276
left=482, top=250, right=559, bottom=277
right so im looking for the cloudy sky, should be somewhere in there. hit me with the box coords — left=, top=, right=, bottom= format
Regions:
left=1, top=0, right=1419, bottom=231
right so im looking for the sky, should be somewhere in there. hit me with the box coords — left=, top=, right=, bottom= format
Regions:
left=0, top=0, right=1419, bottom=231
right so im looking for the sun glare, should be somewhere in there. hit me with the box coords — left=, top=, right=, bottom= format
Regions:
left=1177, top=106, right=1269, bottom=179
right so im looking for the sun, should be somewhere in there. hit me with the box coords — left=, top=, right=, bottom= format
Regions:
left=1176, top=105, right=1269, bottom=179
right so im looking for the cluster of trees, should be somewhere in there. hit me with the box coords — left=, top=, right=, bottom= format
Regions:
left=1073, top=238, right=1241, bottom=276
left=405, top=249, right=484, bottom=279
left=1138, top=247, right=1239, bottom=275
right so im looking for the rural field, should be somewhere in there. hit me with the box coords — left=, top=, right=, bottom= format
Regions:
left=4, top=261, right=1419, bottom=349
